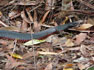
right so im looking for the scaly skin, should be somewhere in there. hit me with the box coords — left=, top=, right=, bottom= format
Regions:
left=0, top=22, right=78, bottom=42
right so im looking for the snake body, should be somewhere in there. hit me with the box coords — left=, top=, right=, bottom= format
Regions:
left=0, top=22, right=78, bottom=42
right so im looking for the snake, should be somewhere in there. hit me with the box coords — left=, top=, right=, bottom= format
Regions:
left=0, top=22, right=78, bottom=42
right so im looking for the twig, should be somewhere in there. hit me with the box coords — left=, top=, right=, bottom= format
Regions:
left=12, top=39, right=17, bottom=54
left=77, top=0, right=94, bottom=10
left=55, top=9, right=94, bottom=16
left=30, top=23, right=37, bottom=70
left=0, top=20, right=9, bottom=27
left=29, top=4, right=42, bottom=13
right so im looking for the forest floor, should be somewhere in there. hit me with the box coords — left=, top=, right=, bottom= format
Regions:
left=0, top=0, right=94, bottom=70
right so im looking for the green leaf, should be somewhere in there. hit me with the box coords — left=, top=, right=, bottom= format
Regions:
left=87, top=66, right=94, bottom=70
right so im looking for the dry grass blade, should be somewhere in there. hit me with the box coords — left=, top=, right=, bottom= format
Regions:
left=40, top=10, right=50, bottom=24
left=26, top=9, right=33, bottom=22
left=0, top=20, right=9, bottom=27
left=21, top=11, right=31, bottom=23
left=5, top=55, right=25, bottom=70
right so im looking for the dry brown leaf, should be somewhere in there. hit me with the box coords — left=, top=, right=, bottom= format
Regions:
left=45, top=0, right=55, bottom=10
left=46, top=35, right=58, bottom=43
left=70, top=1, right=74, bottom=10
left=0, top=0, right=9, bottom=5
left=23, top=52, right=38, bottom=59
left=67, top=47, right=80, bottom=51
left=74, top=33, right=87, bottom=45
left=76, top=24, right=93, bottom=30
left=34, top=10, right=37, bottom=22
left=26, top=9, right=41, bottom=32
left=0, top=40, right=8, bottom=45
left=26, top=9, right=33, bottom=22
left=40, top=10, right=50, bottom=24
left=0, top=41, right=14, bottom=52
left=0, top=20, right=9, bottom=27
left=38, top=42, right=53, bottom=52
left=15, top=21, right=22, bottom=31
left=5, top=55, right=25, bottom=70
left=33, top=21, right=41, bottom=32
left=9, top=10, right=22, bottom=19
left=46, top=35, right=67, bottom=46
left=64, top=39, right=74, bottom=47
left=21, top=20, right=28, bottom=32
left=87, top=18, right=94, bottom=25
left=77, top=63, right=87, bottom=70
left=21, top=11, right=31, bottom=23
left=44, top=63, right=52, bottom=70
left=15, top=0, right=39, bottom=5
left=80, top=45, right=91, bottom=57
left=6, top=42, right=14, bottom=50
left=0, top=26, right=19, bottom=32
left=9, top=10, right=18, bottom=19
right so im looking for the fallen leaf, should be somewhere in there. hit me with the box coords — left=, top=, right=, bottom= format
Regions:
left=63, top=68, right=73, bottom=70
left=73, top=56, right=89, bottom=62
left=44, top=63, right=52, bottom=70
left=5, top=55, right=25, bottom=70
left=26, top=9, right=33, bottom=22
left=87, top=18, right=94, bottom=25
left=9, top=10, right=18, bottom=19
left=15, top=0, right=39, bottom=5
left=77, top=63, right=87, bottom=70
left=38, top=51, right=58, bottom=55
left=21, top=20, right=28, bottom=32
left=0, top=40, right=9, bottom=45
left=33, top=21, right=41, bottom=32
left=0, top=26, right=19, bottom=31
left=74, top=33, right=87, bottom=45
left=80, top=45, right=91, bottom=57
left=10, top=53, right=23, bottom=59
left=23, top=52, right=38, bottom=59
left=21, top=10, right=31, bottom=23
left=0, top=20, right=9, bottom=27
left=87, top=66, right=94, bottom=70
left=64, top=64, right=73, bottom=68
left=33, top=10, right=37, bottom=22
left=45, top=35, right=58, bottom=43
left=45, top=0, right=55, bottom=10
left=76, top=24, right=93, bottom=30
left=24, top=39, right=46, bottom=46
left=33, top=11, right=41, bottom=32
left=65, top=39, right=74, bottom=47
left=40, top=10, right=50, bottom=24
left=0, top=11, right=2, bottom=18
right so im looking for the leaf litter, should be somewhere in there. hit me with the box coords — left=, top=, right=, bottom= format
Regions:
left=0, top=0, right=94, bottom=70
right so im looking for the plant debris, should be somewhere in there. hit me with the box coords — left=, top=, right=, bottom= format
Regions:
left=0, top=0, right=94, bottom=70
